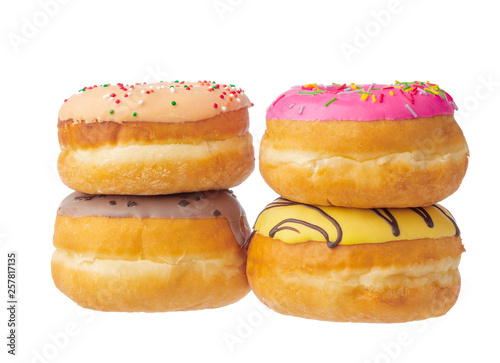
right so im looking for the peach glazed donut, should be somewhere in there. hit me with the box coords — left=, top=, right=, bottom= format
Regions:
left=260, top=81, right=469, bottom=208
left=247, top=198, right=464, bottom=323
left=52, top=190, right=251, bottom=312
left=58, top=81, right=254, bottom=195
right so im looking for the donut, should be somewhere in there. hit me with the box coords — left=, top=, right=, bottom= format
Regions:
left=261, top=81, right=469, bottom=208
left=52, top=190, right=251, bottom=312
left=247, top=198, right=464, bottom=323
left=58, top=81, right=254, bottom=195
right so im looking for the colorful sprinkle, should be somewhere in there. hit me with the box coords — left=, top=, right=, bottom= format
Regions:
left=213, top=103, right=218, bottom=108
left=132, top=112, right=137, bottom=117
left=109, top=110, right=114, bottom=114
left=171, top=101, right=176, bottom=106
left=324, top=97, right=337, bottom=107
left=299, top=106, right=304, bottom=114
left=405, top=104, right=418, bottom=117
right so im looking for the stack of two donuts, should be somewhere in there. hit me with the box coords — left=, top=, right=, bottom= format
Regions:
left=52, top=81, right=255, bottom=312
left=248, top=82, right=469, bottom=323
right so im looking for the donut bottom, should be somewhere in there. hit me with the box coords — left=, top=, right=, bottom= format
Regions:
left=247, top=234, right=464, bottom=323
left=58, top=133, right=254, bottom=195
left=259, top=144, right=468, bottom=208
left=52, top=216, right=250, bottom=312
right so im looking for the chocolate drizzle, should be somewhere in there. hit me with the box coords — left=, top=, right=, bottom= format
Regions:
left=409, top=207, right=434, bottom=228
left=58, top=190, right=251, bottom=246
left=257, top=198, right=343, bottom=248
left=270, top=218, right=339, bottom=248
left=372, top=208, right=400, bottom=237
left=432, top=204, right=460, bottom=236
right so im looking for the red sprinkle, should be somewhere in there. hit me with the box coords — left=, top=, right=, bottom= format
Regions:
left=110, top=93, right=116, bottom=97
left=378, top=93, right=384, bottom=103
left=399, top=89, right=414, bottom=104
left=64, top=99, right=67, bottom=102
left=115, top=99, right=120, bottom=104
left=213, top=103, right=218, bottom=108
left=124, top=94, right=128, bottom=97
left=219, top=95, right=224, bottom=99
left=146, top=91, right=150, bottom=94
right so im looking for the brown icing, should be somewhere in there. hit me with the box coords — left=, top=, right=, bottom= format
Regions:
left=57, top=190, right=251, bottom=246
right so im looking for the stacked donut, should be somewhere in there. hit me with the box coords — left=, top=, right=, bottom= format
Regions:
left=52, top=81, right=255, bottom=312
left=248, top=81, right=469, bottom=323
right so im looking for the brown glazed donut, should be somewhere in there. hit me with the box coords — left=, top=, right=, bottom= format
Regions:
left=52, top=190, right=251, bottom=312
left=247, top=198, right=465, bottom=323
left=261, top=81, right=469, bottom=208
left=58, top=81, right=254, bottom=195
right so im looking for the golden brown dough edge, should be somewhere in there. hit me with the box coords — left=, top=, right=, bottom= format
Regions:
left=247, top=233, right=464, bottom=323
left=52, top=217, right=250, bottom=312
left=59, top=108, right=250, bottom=149
left=263, top=115, right=467, bottom=156
left=259, top=148, right=468, bottom=208
left=58, top=133, right=255, bottom=195
left=259, top=114, right=469, bottom=208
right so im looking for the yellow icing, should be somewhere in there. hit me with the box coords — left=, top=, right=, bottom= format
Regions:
left=254, top=199, right=459, bottom=246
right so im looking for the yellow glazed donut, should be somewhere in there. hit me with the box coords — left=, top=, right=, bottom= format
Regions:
left=261, top=81, right=469, bottom=208
left=52, top=190, right=251, bottom=312
left=247, top=198, right=464, bottom=323
left=58, top=81, right=254, bottom=195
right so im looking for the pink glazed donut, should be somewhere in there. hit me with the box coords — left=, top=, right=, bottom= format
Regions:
left=260, top=81, right=469, bottom=208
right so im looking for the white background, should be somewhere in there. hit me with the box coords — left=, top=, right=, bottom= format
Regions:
left=1, top=0, right=498, bottom=362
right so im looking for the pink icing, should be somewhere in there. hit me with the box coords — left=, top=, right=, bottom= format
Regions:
left=266, top=82, right=457, bottom=121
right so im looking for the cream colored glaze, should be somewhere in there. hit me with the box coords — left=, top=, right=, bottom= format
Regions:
left=59, top=81, right=252, bottom=124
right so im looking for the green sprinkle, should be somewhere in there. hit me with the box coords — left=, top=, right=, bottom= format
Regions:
left=324, top=97, right=337, bottom=107
left=184, top=85, right=188, bottom=88
left=403, top=85, right=411, bottom=91
left=171, top=101, right=176, bottom=106
left=212, top=86, right=217, bottom=89
left=109, top=110, right=114, bottom=114
left=103, top=84, right=108, bottom=87
left=230, top=84, right=235, bottom=87
left=175, top=80, right=179, bottom=83
left=424, top=89, right=434, bottom=94
left=132, top=112, right=137, bottom=117
left=298, top=90, right=324, bottom=95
